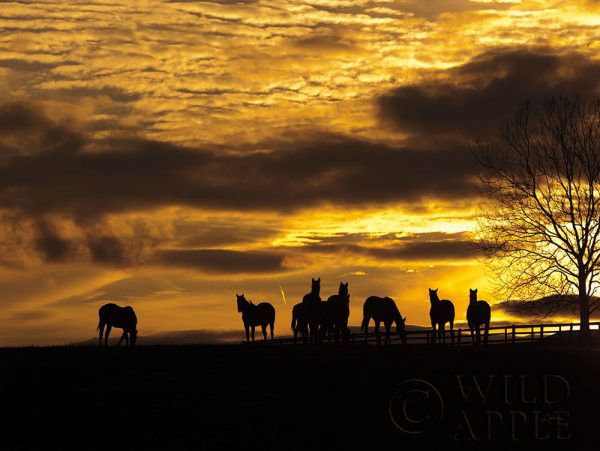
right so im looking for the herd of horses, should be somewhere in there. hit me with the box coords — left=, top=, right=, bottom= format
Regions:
left=96, top=280, right=492, bottom=347
left=236, top=279, right=492, bottom=346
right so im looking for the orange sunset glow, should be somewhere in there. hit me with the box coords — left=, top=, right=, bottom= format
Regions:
left=1, top=0, right=599, bottom=345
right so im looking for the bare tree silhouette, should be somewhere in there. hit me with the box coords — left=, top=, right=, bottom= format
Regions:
left=475, top=96, right=600, bottom=336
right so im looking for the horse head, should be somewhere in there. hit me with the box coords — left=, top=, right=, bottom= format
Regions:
left=469, top=288, right=478, bottom=304
left=311, top=278, right=321, bottom=296
left=396, top=316, right=406, bottom=337
left=236, top=293, right=248, bottom=312
left=338, top=282, right=349, bottom=297
left=130, top=329, right=138, bottom=345
left=429, top=288, right=439, bottom=303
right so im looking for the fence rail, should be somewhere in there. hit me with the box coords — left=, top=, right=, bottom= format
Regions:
left=256, top=321, right=600, bottom=346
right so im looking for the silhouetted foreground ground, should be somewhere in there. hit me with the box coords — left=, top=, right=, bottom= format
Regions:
left=1, top=342, right=599, bottom=450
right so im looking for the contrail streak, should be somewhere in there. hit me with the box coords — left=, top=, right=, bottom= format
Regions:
left=278, top=280, right=287, bottom=304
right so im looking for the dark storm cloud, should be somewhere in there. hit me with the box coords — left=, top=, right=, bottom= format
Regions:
left=0, top=101, right=85, bottom=156
left=291, top=35, right=357, bottom=53
left=35, top=220, right=72, bottom=262
left=86, top=234, right=127, bottom=266
left=174, top=221, right=280, bottom=247
left=497, top=296, right=600, bottom=319
left=152, top=249, right=286, bottom=273
left=378, top=239, right=478, bottom=260
left=0, top=105, right=477, bottom=218
left=379, top=48, right=600, bottom=139
left=0, top=102, right=53, bottom=134
left=0, top=58, right=59, bottom=72
left=43, top=86, right=142, bottom=103
left=299, top=232, right=479, bottom=261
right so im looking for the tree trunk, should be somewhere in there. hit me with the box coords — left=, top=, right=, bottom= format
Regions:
left=579, top=277, right=590, bottom=338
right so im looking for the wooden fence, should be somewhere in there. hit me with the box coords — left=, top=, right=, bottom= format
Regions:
left=258, top=321, right=600, bottom=346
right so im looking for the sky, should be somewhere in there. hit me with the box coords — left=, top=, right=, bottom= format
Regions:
left=0, top=0, right=599, bottom=345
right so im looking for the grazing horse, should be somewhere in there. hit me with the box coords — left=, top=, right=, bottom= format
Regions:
left=361, top=296, right=406, bottom=345
left=467, top=288, right=491, bottom=345
left=324, top=282, right=351, bottom=344
left=97, top=303, right=138, bottom=347
left=291, top=302, right=307, bottom=344
left=236, top=294, right=275, bottom=342
left=301, top=278, right=322, bottom=343
left=428, top=288, right=455, bottom=345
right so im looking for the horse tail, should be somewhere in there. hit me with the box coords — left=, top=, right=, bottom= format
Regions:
left=290, top=314, right=296, bottom=331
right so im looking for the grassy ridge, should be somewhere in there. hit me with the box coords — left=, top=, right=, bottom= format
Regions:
left=0, top=343, right=599, bottom=450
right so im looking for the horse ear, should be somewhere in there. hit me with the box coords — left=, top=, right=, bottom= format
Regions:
left=475, top=289, right=478, bottom=293
left=435, top=288, right=438, bottom=292
left=317, top=278, right=320, bottom=282
left=402, top=317, right=406, bottom=322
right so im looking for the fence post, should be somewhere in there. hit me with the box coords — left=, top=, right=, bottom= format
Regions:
left=570, top=323, right=574, bottom=339
left=505, top=327, right=508, bottom=344
left=540, top=325, right=544, bottom=340
left=512, top=325, right=516, bottom=344
left=426, top=331, right=429, bottom=345
left=531, top=326, right=535, bottom=342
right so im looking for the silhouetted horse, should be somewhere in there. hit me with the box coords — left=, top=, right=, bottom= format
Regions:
left=97, top=303, right=138, bottom=347
left=236, top=294, right=275, bottom=342
left=361, top=296, right=406, bottom=345
left=467, top=288, right=491, bottom=345
left=319, top=300, right=334, bottom=341
left=428, top=288, right=455, bottom=345
left=323, top=282, right=351, bottom=344
left=301, top=278, right=322, bottom=343
left=291, top=302, right=307, bottom=344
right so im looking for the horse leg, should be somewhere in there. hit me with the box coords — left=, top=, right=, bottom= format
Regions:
left=431, top=323, right=436, bottom=345
left=385, top=323, right=391, bottom=345
left=343, top=323, right=350, bottom=346
left=484, top=322, right=489, bottom=345
left=125, top=332, right=129, bottom=346
left=104, top=325, right=112, bottom=347
left=98, top=324, right=105, bottom=347
left=261, top=324, right=267, bottom=341
left=251, top=326, right=255, bottom=342
left=375, top=321, right=381, bottom=346
left=470, top=326, right=475, bottom=345
left=118, top=331, right=126, bottom=346
left=270, top=321, right=274, bottom=340
left=476, top=326, right=481, bottom=345
left=450, top=320, right=454, bottom=346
